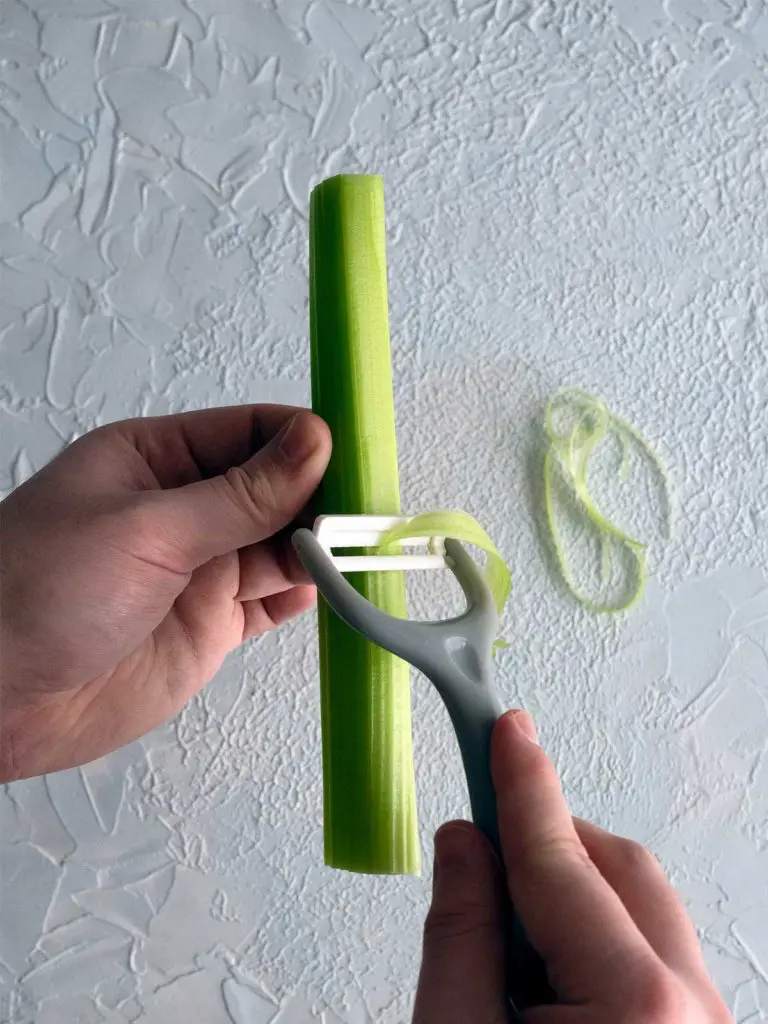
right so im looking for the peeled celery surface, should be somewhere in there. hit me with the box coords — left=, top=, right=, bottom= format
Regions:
left=309, top=174, right=419, bottom=874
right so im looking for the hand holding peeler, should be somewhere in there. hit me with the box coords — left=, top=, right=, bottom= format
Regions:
left=292, top=516, right=554, bottom=1014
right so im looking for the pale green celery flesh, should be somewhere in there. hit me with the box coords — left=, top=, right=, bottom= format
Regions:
left=378, top=511, right=512, bottom=650
left=543, top=388, right=672, bottom=613
left=309, top=174, right=419, bottom=875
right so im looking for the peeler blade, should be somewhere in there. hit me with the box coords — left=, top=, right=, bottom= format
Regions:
left=312, top=515, right=447, bottom=573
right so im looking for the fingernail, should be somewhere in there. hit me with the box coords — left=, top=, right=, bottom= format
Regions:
left=434, top=822, right=475, bottom=875
left=509, top=709, right=539, bottom=745
left=277, top=414, right=319, bottom=463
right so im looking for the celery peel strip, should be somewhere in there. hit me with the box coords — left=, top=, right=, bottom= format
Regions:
left=543, top=389, right=672, bottom=613
left=378, top=511, right=511, bottom=649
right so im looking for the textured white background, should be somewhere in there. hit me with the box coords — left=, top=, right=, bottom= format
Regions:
left=2, top=0, right=768, bottom=1021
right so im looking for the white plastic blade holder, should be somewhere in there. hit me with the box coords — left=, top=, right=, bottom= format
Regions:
left=313, top=515, right=448, bottom=573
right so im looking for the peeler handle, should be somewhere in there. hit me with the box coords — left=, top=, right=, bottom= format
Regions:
left=435, top=687, right=555, bottom=1015
left=438, top=686, right=504, bottom=851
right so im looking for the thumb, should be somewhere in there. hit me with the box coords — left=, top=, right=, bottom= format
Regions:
left=413, top=822, right=508, bottom=1024
left=156, top=411, right=331, bottom=567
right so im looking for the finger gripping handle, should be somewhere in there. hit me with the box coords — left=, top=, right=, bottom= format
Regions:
left=443, top=700, right=555, bottom=1014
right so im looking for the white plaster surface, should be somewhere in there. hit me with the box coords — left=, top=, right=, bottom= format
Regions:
left=1, top=0, right=768, bottom=1020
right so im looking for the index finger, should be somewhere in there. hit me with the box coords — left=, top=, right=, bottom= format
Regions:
left=492, top=711, right=656, bottom=1003
left=115, top=405, right=306, bottom=487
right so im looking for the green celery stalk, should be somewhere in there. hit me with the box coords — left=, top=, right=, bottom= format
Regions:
left=309, top=174, right=419, bottom=874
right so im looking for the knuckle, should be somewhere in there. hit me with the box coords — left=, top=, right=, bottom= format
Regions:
left=613, top=836, right=660, bottom=875
left=507, top=828, right=592, bottom=879
left=220, top=465, right=276, bottom=523
left=71, top=421, right=129, bottom=461
left=70, top=422, right=111, bottom=449
left=626, top=964, right=686, bottom=1023
left=422, top=899, right=498, bottom=948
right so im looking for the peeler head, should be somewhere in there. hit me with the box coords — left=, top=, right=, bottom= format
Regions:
left=292, top=527, right=498, bottom=677
left=311, top=515, right=448, bottom=573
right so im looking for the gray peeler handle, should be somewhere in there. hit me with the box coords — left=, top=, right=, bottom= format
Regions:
left=434, top=678, right=505, bottom=851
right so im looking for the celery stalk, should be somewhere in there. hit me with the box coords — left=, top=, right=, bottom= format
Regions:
left=309, top=174, right=419, bottom=874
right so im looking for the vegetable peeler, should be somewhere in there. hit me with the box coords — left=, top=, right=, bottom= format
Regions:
left=292, top=516, right=554, bottom=1014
